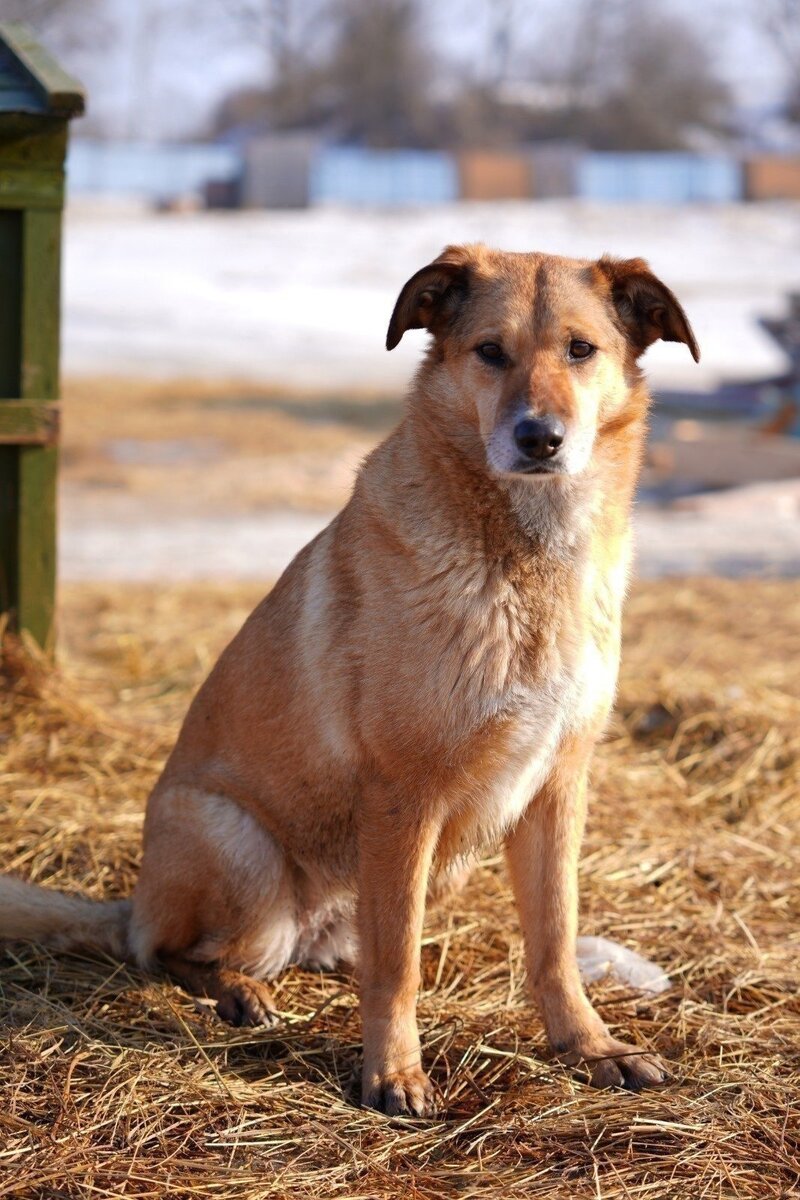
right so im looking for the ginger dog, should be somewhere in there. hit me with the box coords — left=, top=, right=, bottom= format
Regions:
left=1, top=246, right=698, bottom=1115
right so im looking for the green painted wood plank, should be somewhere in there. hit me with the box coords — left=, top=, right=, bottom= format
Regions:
left=0, top=208, right=21, bottom=395
left=13, top=205, right=61, bottom=645
left=0, top=401, right=59, bottom=444
left=22, top=206, right=60, bottom=400
left=0, top=209, right=21, bottom=626
left=0, top=120, right=68, bottom=166
left=17, top=443, right=57, bottom=647
left=0, top=23, right=84, bottom=117
left=0, top=166, right=63, bottom=210
left=0, top=447, right=18, bottom=618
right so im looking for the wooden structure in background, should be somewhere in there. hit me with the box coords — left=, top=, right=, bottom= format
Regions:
left=457, top=150, right=532, bottom=201
left=0, top=23, right=83, bottom=648
left=745, top=156, right=800, bottom=201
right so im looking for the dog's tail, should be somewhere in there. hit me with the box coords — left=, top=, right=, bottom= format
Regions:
left=0, top=875, right=130, bottom=960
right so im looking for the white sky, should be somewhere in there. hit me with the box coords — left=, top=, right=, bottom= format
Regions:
left=46, top=0, right=790, bottom=141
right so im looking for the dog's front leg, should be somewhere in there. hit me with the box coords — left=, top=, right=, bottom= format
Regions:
left=358, top=794, right=438, bottom=1116
left=505, top=739, right=667, bottom=1091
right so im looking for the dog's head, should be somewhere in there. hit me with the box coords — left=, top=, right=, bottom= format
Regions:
left=387, top=244, right=698, bottom=479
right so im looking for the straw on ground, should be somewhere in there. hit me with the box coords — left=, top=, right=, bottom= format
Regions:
left=1, top=579, right=798, bottom=1198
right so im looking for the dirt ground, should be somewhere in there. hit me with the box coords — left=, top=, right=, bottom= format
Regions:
left=61, top=376, right=386, bottom=514
left=1, top=578, right=798, bottom=1198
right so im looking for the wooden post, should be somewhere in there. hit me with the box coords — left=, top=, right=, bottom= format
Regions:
left=0, top=24, right=83, bottom=649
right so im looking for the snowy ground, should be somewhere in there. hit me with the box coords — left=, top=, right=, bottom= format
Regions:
left=63, top=199, right=799, bottom=392
left=59, top=200, right=800, bottom=581
left=58, top=503, right=800, bottom=583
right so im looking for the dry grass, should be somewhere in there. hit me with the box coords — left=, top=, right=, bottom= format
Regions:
left=1, top=579, right=799, bottom=1199
left=62, top=378, right=394, bottom=514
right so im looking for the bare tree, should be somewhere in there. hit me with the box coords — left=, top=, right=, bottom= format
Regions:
left=319, top=0, right=434, bottom=145
left=497, top=0, right=732, bottom=150
left=757, top=0, right=800, bottom=73
left=0, top=0, right=108, bottom=52
left=214, top=0, right=438, bottom=144
left=746, top=0, right=800, bottom=119
left=595, top=6, right=733, bottom=149
left=0, top=0, right=83, bottom=21
left=212, top=0, right=732, bottom=150
left=211, top=0, right=329, bottom=133
left=218, top=0, right=327, bottom=88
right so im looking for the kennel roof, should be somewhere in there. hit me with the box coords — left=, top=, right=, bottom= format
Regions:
left=0, top=22, right=84, bottom=119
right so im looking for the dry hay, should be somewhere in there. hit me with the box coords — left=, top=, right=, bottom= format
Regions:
left=61, top=378, right=394, bottom=515
left=1, top=578, right=798, bottom=1199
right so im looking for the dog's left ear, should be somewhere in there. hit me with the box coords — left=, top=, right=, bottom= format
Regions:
left=386, top=248, right=471, bottom=350
left=598, top=256, right=700, bottom=362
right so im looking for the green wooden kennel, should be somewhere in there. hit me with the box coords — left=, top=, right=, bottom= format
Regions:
left=0, top=23, right=83, bottom=648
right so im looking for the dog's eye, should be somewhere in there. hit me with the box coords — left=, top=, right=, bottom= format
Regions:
left=569, top=339, right=595, bottom=361
left=476, top=342, right=507, bottom=367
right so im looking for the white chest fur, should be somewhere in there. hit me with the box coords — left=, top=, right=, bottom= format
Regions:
left=447, top=632, right=618, bottom=859
left=483, top=700, right=564, bottom=835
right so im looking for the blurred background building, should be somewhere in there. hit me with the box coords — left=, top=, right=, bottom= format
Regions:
left=2, top=0, right=800, bottom=581
left=7, top=0, right=800, bottom=207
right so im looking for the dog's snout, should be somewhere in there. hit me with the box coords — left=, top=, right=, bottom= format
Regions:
left=513, top=416, right=566, bottom=461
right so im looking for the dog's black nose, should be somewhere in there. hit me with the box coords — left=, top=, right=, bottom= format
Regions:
left=513, top=416, right=566, bottom=460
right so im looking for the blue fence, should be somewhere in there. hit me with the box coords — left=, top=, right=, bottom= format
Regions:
left=67, top=140, right=240, bottom=200
left=65, top=139, right=750, bottom=207
left=309, top=146, right=459, bottom=206
left=577, top=153, right=742, bottom=204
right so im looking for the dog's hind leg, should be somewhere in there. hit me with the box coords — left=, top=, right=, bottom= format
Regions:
left=130, top=787, right=300, bottom=1020
left=160, top=953, right=278, bottom=1026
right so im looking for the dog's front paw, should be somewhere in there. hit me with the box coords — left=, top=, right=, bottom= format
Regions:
left=362, top=1066, right=436, bottom=1116
left=556, top=1036, right=668, bottom=1091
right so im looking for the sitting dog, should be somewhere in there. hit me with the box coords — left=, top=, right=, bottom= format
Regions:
left=0, top=245, right=698, bottom=1115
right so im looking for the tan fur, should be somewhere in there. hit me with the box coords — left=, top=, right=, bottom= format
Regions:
left=1, top=246, right=698, bottom=1112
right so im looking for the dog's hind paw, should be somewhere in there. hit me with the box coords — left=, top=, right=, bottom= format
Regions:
left=216, top=975, right=278, bottom=1027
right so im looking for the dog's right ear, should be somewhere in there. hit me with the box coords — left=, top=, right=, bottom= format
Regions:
left=386, top=249, right=471, bottom=350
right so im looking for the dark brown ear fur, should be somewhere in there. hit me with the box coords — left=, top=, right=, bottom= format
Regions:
left=598, top=256, right=700, bottom=362
left=386, top=248, right=471, bottom=350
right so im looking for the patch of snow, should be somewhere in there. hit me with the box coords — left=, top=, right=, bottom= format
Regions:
left=59, top=504, right=800, bottom=582
left=577, top=936, right=671, bottom=995
left=62, top=200, right=799, bottom=392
